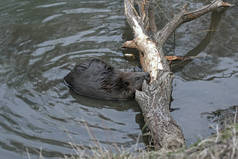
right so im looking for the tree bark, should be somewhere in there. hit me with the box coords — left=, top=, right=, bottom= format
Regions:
left=124, top=0, right=233, bottom=151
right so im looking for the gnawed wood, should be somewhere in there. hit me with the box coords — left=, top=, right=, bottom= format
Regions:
left=165, top=56, right=194, bottom=61
left=124, top=0, right=233, bottom=151
left=122, top=40, right=137, bottom=48
left=124, top=0, right=169, bottom=81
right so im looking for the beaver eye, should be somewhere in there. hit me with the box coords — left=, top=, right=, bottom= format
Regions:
left=124, top=81, right=129, bottom=86
left=135, top=77, right=141, bottom=81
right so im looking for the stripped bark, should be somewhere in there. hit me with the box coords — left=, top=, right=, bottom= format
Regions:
left=124, top=0, right=233, bottom=151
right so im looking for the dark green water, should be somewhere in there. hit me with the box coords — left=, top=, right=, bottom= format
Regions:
left=0, top=0, right=237, bottom=158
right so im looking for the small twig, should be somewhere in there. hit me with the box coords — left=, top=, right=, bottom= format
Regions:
left=215, top=124, right=220, bottom=143
left=122, top=40, right=137, bottom=49
left=26, top=148, right=31, bottom=159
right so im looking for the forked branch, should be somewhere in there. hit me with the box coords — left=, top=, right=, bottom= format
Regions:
left=124, top=0, right=233, bottom=151
left=156, top=0, right=233, bottom=46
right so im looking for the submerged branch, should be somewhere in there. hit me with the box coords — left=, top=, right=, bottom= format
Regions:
left=155, top=0, right=233, bottom=46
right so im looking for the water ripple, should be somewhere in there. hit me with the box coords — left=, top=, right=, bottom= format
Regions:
left=62, top=8, right=110, bottom=15
left=36, top=2, right=67, bottom=9
left=0, top=0, right=237, bottom=158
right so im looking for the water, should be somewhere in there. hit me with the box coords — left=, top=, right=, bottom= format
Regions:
left=0, top=0, right=237, bottom=158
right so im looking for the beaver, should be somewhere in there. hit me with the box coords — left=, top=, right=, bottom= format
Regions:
left=64, top=58, right=150, bottom=100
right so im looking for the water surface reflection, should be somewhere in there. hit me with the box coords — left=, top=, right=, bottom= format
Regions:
left=0, top=0, right=237, bottom=158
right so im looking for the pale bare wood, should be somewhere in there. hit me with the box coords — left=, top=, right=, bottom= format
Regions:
left=122, top=40, right=137, bottom=48
left=125, top=0, right=169, bottom=81
left=165, top=56, right=193, bottom=61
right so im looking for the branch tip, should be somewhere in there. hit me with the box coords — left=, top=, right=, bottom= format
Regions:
left=221, top=2, right=234, bottom=7
left=122, top=40, right=137, bottom=49
left=183, top=3, right=189, bottom=11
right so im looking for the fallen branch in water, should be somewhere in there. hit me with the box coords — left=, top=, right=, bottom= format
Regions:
left=124, top=0, right=233, bottom=151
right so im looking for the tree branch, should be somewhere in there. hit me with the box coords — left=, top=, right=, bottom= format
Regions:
left=124, top=0, right=169, bottom=81
left=155, top=0, right=233, bottom=46
left=124, top=0, right=233, bottom=151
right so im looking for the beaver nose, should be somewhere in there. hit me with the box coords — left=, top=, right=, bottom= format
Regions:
left=145, top=72, right=150, bottom=82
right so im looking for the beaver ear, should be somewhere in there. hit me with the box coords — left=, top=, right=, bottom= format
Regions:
left=74, top=62, right=89, bottom=73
